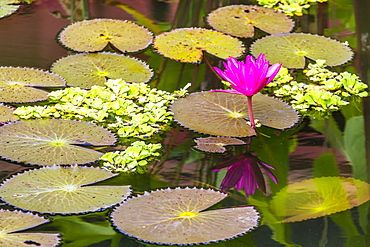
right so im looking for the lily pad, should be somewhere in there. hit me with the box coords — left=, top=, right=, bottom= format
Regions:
left=51, top=52, right=153, bottom=89
left=207, top=5, right=294, bottom=38
left=0, top=165, right=131, bottom=214
left=0, top=104, right=18, bottom=122
left=58, top=18, right=153, bottom=52
left=0, top=0, right=21, bottom=18
left=153, top=27, right=245, bottom=63
left=0, top=67, right=66, bottom=103
left=250, top=33, right=353, bottom=68
left=0, top=209, right=60, bottom=246
left=111, top=187, right=259, bottom=245
left=270, top=177, right=370, bottom=223
left=194, top=137, right=246, bottom=153
left=0, top=119, right=116, bottom=166
left=171, top=92, right=299, bottom=137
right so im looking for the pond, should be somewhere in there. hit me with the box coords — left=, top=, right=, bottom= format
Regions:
left=0, top=0, right=369, bottom=246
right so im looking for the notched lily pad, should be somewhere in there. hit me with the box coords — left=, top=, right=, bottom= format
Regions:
left=0, top=0, right=22, bottom=18
left=0, top=209, right=60, bottom=246
left=0, top=119, right=116, bottom=166
left=0, top=67, right=66, bottom=103
left=153, top=27, right=245, bottom=63
left=111, top=187, right=259, bottom=245
left=0, top=165, right=131, bottom=214
left=270, top=177, right=370, bottom=223
left=194, top=137, right=246, bottom=153
left=51, top=52, right=153, bottom=89
left=58, top=18, right=153, bottom=52
left=0, top=104, right=18, bottom=122
left=171, top=92, right=299, bottom=137
left=250, top=33, right=353, bottom=68
left=207, top=5, right=294, bottom=38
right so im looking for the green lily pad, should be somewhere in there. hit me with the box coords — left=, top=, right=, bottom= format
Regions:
left=0, top=209, right=60, bottom=246
left=171, top=92, right=299, bottom=137
left=270, top=177, right=370, bottom=223
left=111, top=187, right=259, bottom=245
left=194, top=137, right=246, bottom=153
left=153, top=27, right=245, bottom=63
left=51, top=52, right=153, bottom=89
left=0, top=67, right=66, bottom=103
left=207, top=5, right=294, bottom=38
left=0, top=104, right=18, bottom=122
left=0, top=119, right=116, bottom=166
left=0, top=0, right=21, bottom=18
left=250, top=33, right=353, bottom=68
left=0, top=165, right=131, bottom=214
left=58, top=18, right=153, bottom=52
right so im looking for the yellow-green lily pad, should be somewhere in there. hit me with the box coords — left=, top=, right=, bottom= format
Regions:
left=153, top=28, right=245, bottom=63
left=0, top=209, right=60, bottom=246
left=111, top=187, right=259, bottom=245
left=207, top=5, right=294, bottom=38
left=270, top=177, right=370, bottom=223
left=250, top=33, right=353, bottom=68
left=171, top=92, right=299, bottom=137
left=51, top=52, right=153, bottom=89
left=58, top=18, right=153, bottom=52
left=0, top=119, right=116, bottom=166
left=0, top=0, right=21, bottom=18
left=0, top=165, right=131, bottom=214
left=194, top=137, right=246, bottom=153
left=0, top=104, right=18, bottom=122
left=0, top=67, right=66, bottom=103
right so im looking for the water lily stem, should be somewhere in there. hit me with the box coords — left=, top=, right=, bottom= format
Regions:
left=247, top=96, right=256, bottom=129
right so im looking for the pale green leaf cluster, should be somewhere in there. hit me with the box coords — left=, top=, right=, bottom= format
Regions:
left=264, top=61, right=368, bottom=119
left=257, top=0, right=328, bottom=16
left=100, top=141, right=162, bottom=173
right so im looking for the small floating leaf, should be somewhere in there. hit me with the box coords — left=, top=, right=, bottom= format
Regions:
left=0, top=165, right=131, bottom=214
left=194, top=137, right=246, bottom=153
left=111, top=187, right=259, bottom=245
left=0, top=209, right=60, bottom=246
left=171, top=92, right=299, bottom=137
left=0, top=67, right=66, bottom=103
left=153, top=28, right=245, bottom=63
left=0, top=0, right=21, bottom=18
left=250, top=33, right=353, bottom=68
left=270, top=177, right=370, bottom=223
left=0, top=104, right=18, bottom=122
left=58, top=18, right=153, bottom=52
left=0, top=119, right=116, bottom=166
left=51, top=52, right=153, bottom=89
left=207, top=5, right=294, bottom=38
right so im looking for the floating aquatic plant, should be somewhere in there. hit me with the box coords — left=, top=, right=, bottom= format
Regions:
left=0, top=0, right=35, bottom=18
left=58, top=18, right=153, bottom=52
left=0, top=209, right=60, bottom=246
left=257, top=0, right=328, bottom=16
left=153, top=27, right=245, bottom=63
left=207, top=5, right=294, bottom=38
left=51, top=52, right=153, bottom=89
left=250, top=33, right=353, bottom=68
left=194, top=137, right=246, bottom=153
left=0, top=67, right=66, bottom=103
left=111, top=187, right=259, bottom=245
left=0, top=104, right=18, bottom=122
left=0, top=165, right=131, bottom=214
left=0, top=119, right=116, bottom=166
left=270, top=177, right=370, bottom=223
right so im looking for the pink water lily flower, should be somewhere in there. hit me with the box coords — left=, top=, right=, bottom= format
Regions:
left=212, top=54, right=282, bottom=96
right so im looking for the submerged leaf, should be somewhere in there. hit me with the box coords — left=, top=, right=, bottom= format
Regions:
left=171, top=92, right=299, bottom=137
left=51, top=52, right=153, bottom=89
left=0, top=209, right=60, bottom=246
left=194, top=137, right=246, bottom=153
left=250, top=33, right=353, bottom=68
left=0, top=119, right=116, bottom=165
left=270, top=177, right=370, bottom=222
left=0, top=67, right=66, bottom=103
left=59, top=18, right=153, bottom=52
left=111, top=187, right=259, bottom=245
left=207, top=5, right=294, bottom=38
left=0, top=165, right=131, bottom=214
left=0, top=104, right=18, bottom=122
left=153, top=28, right=244, bottom=63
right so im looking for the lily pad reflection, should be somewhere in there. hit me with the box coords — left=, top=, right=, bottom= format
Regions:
left=194, top=137, right=246, bottom=153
